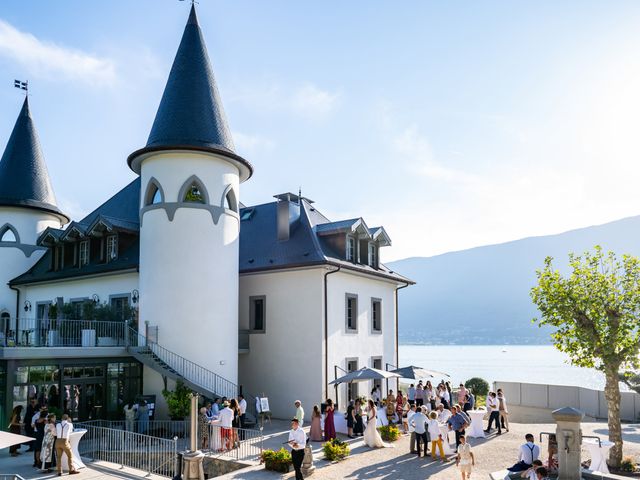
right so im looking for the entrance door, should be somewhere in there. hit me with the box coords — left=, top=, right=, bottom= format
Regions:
left=346, top=359, right=358, bottom=403
left=64, top=382, right=105, bottom=421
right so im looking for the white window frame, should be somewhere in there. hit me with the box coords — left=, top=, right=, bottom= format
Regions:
left=346, top=236, right=355, bottom=262
left=371, top=298, right=382, bottom=333
left=106, top=235, right=118, bottom=262
left=345, top=293, right=358, bottom=332
left=79, top=240, right=89, bottom=267
left=368, top=242, right=377, bottom=268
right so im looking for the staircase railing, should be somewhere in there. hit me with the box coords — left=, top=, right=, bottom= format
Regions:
left=127, top=327, right=238, bottom=401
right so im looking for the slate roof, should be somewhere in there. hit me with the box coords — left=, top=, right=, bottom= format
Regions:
left=127, top=6, right=252, bottom=181
left=0, top=98, right=68, bottom=221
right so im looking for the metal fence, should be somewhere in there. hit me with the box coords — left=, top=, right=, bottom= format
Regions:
left=0, top=475, right=27, bottom=480
left=77, top=423, right=178, bottom=478
left=2, top=317, right=127, bottom=347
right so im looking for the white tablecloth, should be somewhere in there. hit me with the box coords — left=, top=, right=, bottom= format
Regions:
left=62, top=429, right=86, bottom=471
left=584, top=438, right=613, bottom=474
left=467, top=410, right=486, bottom=438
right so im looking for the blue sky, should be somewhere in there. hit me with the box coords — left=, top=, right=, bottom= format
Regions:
left=1, top=1, right=640, bottom=261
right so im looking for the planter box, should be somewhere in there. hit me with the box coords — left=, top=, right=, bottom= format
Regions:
left=81, top=329, right=96, bottom=347
left=97, top=336, right=117, bottom=347
left=264, top=461, right=293, bottom=473
left=47, top=330, right=60, bottom=346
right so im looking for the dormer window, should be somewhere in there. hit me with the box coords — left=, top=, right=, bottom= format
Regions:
left=346, top=236, right=356, bottom=262
left=79, top=240, right=89, bottom=266
left=106, top=235, right=118, bottom=262
left=368, top=243, right=377, bottom=268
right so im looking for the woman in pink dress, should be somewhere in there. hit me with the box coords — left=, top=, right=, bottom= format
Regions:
left=309, top=405, right=323, bottom=441
left=395, top=391, right=405, bottom=422
left=323, top=399, right=336, bottom=440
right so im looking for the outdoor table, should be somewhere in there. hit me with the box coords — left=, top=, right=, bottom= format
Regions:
left=438, top=424, right=456, bottom=455
left=62, top=428, right=86, bottom=471
left=584, top=438, right=613, bottom=474
left=467, top=409, right=486, bottom=438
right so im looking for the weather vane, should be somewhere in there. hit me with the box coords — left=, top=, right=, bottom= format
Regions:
left=179, top=0, right=198, bottom=5
left=14, top=79, right=28, bottom=95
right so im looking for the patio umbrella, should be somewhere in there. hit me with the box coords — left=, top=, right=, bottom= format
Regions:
left=329, top=366, right=401, bottom=385
left=0, top=430, right=34, bottom=449
left=390, top=365, right=450, bottom=380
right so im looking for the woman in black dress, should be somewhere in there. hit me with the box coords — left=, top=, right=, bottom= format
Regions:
left=33, top=410, right=47, bottom=468
left=346, top=401, right=355, bottom=438
left=353, top=399, right=364, bottom=437
left=229, top=399, right=241, bottom=448
left=9, top=406, right=23, bottom=457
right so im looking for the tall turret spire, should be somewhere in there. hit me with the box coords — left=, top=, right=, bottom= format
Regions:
left=0, top=97, right=68, bottom=222
left=128, top=4, right=253, bottom=181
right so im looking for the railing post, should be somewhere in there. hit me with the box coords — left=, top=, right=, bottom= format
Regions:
left=120, top=429, right=125, bottom=469
left=124, top=320, right=129, bottom=347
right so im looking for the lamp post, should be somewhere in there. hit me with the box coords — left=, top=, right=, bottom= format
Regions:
left=182, top=392, right=204, bottom=480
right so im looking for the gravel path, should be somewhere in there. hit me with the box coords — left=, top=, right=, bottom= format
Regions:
left=219, top=421, right=640, bottom=479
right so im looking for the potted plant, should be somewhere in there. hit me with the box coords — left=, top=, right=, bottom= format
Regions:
left=378, top=424, right=400, bottom=442
left=322, top=438, right=350, bottom=461
left=162, top=381, right=192, bottom=420
left=260, top=448, right=292, bottom=472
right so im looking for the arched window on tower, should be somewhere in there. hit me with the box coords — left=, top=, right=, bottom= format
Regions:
left=224, top=187, right=238, bottom=213
left=0, top=224, right=18, bottom=242
left=179, top=176, right=209, bottom=204
left=144, top=178, right=164, bottom=206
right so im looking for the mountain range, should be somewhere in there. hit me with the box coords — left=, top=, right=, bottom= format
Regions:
left=388, top=215, right=640, bottom=345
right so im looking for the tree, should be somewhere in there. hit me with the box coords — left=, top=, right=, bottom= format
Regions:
left=530, top=246, right=640, bottom=468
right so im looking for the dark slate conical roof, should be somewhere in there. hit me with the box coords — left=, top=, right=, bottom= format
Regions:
left=128, top=5, right=253, bottom=181
left=0, top=97, right=68, bottom=222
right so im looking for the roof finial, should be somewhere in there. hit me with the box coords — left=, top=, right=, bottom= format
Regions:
left=298, top=187, right=302, bottom=205
left=179, top=0, right=198, bottom=6
left=14, top=79, right=28, bottom=96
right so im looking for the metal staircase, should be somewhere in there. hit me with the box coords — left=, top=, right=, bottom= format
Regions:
left=127, top=327, right=239, bottom=402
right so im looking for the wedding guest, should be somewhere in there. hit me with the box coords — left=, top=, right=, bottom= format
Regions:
left=457, top=383, right=468, bottom=406
left=123, top=400, right=137, bottom=432
left=230, top=398, right=241, bottom=447
left=309, top=405, right=323, bottom=442
left=407, top=404, right=418, bottom=454
left=211, top=398, right=221, bottom=418
left=415, top=382, right=425, bottom=407
left=371, top=387, right=380, bottom=407
left=497, top=389, right=509, bottom=432
left=547, top=434, right=558, bottom=473
left=410, top=406, right=429, bottom=457
left=323, top=399, right=336, bottom=441
left=425, top=381, right=436, bottom=410
left=287, top=418, right=306, bottom=480
left=456, top=435, right=474, bottom=480
left=428, top=411, right=446, bottom=461
left=436, top=404, right=451, bottom=423
left=346, top=401, right=355, bottom=438
left=439, top=384, right=451, bottom=410
left=408, top=384, right=416, bottom=406
left=137, top=400, right=149, bottom=434
left=24, top=398, right=38, bottom=452
left=238, top=394, right=247, bottom=430
left=535, top=467, right=549, bottom=480
left=198, top=407, right=210, bottom=450
left=507, top=434, right=540, bottom=472
left=40, top=414, right=56, bottom=473
left=204, top=402, right=214, bottom=420
left=216, top=401, right=234, bottom=451
left=385, top=390, right=396, bottom=422
left=294, top=400, right=305, bottom=427
left=447, top=406, right=469, bottom=447
left=484, top=392, right=501, bottom=434
left=395, top=390, right=405, bottom=424
left=34, top=409, right=47, bottom=469
left=354, top=399, right=364, bottom=436
left=55, top=414, right=79, bottom=476
left=463, top=394, right=473, bottom=413
left=521, top=459, right=543, bottom=480
left=9, top=405, right=23, bottom=457
left=467, top=389, right=475, bottom=410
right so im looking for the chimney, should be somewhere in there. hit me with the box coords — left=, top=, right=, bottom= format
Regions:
left=275, top=193, right=301, bottom=241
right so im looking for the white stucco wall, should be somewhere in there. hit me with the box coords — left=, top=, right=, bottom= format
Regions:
left=326, top=269, right=398, bottom=411
left=238, top=268, right=324, bottom=420
left=18, top=272, right=139, bottom=316
left=0, top=207, right=65, bottom=316
left=138, top=152, right=240, bottom=385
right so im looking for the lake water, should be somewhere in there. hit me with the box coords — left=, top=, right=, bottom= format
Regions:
left=399, top=344, right=611, bottom=390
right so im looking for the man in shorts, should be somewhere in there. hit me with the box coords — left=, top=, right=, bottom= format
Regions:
left=456, top=435, right=474, bottom=480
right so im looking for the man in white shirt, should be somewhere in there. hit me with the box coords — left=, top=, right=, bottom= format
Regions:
left=287, top=418, right=306, bottom=480
left=484, top=391, right=501, bottom=434
left=407, top=384, right=416, bottom=406
left=238, top=394, right=248, bottom=438
left=372, top=386, right=381, bottom=407
left=294, top=400, right=304, bottom=427
left=216, top=401, right=235, bottom=451
left=410, top=406, right=429, bottom=457
left=507, top=434, right=541, bottom=472
left=436, top=404, right=451, bottom=423
left=55, top=414, right=79, bottom=476
left=407, top=404, right=418, bottom=454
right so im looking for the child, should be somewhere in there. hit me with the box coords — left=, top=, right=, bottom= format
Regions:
left=456, top=435, right=474, bottom=480
left=521, top=460, right=543, bottom=480
left=427, top=411, right=446, bottom=461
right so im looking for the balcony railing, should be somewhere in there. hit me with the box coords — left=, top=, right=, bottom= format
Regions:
left=1, top=317, right=127, bottom=347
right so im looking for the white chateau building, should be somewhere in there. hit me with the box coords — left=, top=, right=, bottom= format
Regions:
left=0, top=6, right=413, bottom=423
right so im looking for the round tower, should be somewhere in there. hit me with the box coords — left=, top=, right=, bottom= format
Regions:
left=0, top=97, right=68, bottom=321
left=127, top=5, right=252, bottom=385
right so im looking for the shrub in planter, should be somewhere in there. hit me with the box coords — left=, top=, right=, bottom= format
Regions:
left=464, top=377, right=489, bottom=396
left=322, top=438, right=350, bottom=461
left=620, top=456, right=636, bottom=472
left=261, top=448, right=292, bottom=473
left=378, top=424, right=400, bottom=442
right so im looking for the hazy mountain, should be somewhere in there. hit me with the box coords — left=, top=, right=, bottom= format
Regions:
left=389, top=215, right=640, bottom=345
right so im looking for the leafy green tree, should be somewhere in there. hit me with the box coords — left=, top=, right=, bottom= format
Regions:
left=531, top=246, right=640, bottom=468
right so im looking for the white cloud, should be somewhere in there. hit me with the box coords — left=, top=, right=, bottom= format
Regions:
left=290, top=83, right=340, bottom=119
left=232, top=131, right=276, bottom=153
left=0, top=19, right=116, bottom=86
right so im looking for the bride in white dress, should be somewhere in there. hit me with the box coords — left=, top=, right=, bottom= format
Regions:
left=363, top=400, right=389, bottom=448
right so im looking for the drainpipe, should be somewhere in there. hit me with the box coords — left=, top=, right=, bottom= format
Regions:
left=395, top=282, right=410, bottom=392
left=323, top=265, right=341, bottom=401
